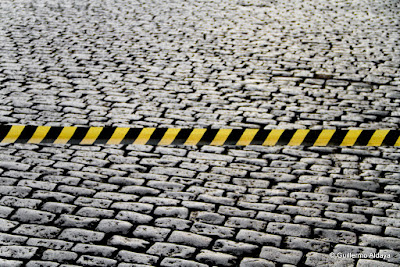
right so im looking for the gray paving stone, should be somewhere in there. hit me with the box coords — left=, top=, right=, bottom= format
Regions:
left=256, top=212, right=291, bottom=223
left=107, top=235, right=149, bottom=250
left=0, top=233, right=28, bottom=245
left=72, top=244, right=117, bottom=258
left=314, top=228, right=357, bottom=244
left=285, top=237, right=330, bottom=252
left=58, top=228, right=105, bottom=243
left=115, top=211, right=153, bottom=224
left=11, top=208, right=55, bottom=224
left=225, top=217, right=267, bottom=231
left=260, top=246, right=303, bottom=265
left=76, top=255, right=117, bottom=267
left=1, top=0, right=400, bottom=265
left=0, top=218, right=19, bottom=232
left=147, top=242, right=196, bottom=258
left=342, top=222, right=382, bottom=234
left=191, top=222, right=236, bottom=239
left=359, top=234, right=400, bottom=250
left=132, top=225, right=171, bottom=242
left=0, top=259, right=23, bottom=267
left=266, top=222, right=311, bottom=237
left=54, top=214, right=100, bottom=228
left=0, top=245, right=38, bottom=259
left=159, top=257, right=208, bottom=267
left=154, top=206, right=189, bottom=219
left=356, top=259, right=398, bottom=267
left=168, top=230, right=212, bottom=248
left=212, top=239, right=258, bottom=256
left=41, top=250, right=78, bottom=262
left=76, top=207, right=115, bottom=219
left=154, top=217, right=193, bottom=231
left=305, top=252, right=354, bottom=267
left=13, top=224, right=61, bottom=239
left=196, top=250, right=237, bottom=267
left=239, top=258, right=275, bottom=267
left=26, top=261, right=60, bottom=267
left=116, top=251, right=158, bottom=265
left=0, top=186, right=31, bottom=198
left=26, top=238, right=74, bottom=250
left=96, top=219, right=133, bottom=234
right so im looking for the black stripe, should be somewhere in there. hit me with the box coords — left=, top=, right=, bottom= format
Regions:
left=120, top=128, right=142, bottom=145
left=67, top=127, right=89, bottom=144
left=276, top=130, right=295, bottom=145
left=354, top=130, right=375, bottom=146
left=197, top=129, right=219, bottom=145
left=303, top=130, right=322, bottom=146
left=41, top=127, right=64, bottom=144
left=146, top=128, right=167, bottom=145
left=0, top=125, right=12, bottom=142
left=382, top=130, right=400, bottom=146
left=93, top=127, right=116, bottom=144
left=327, top=130, right=348, bottom=146
left=15, top=126, right=37, bottom=143
left=171, top=129, right=192, bottom=145
left=249, top=130, right=271, bottom=145
left=226, top=129, right=244, bottom=145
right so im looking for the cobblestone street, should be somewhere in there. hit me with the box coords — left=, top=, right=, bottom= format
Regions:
left=0, top=0, right=400, bottom=266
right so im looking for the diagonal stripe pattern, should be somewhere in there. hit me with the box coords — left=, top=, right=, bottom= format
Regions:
left=0, top=126, right=399, bottom=146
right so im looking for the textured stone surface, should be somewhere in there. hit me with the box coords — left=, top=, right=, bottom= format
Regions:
left=0, top=0, right=400, bottom=266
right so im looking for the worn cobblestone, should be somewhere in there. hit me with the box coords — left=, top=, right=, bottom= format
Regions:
left=1, top=0, right=400, bottom=266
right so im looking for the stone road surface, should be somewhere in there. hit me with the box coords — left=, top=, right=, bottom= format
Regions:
left=0, top=0, right=400, bottom=266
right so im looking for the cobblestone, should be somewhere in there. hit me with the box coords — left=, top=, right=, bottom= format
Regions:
left=266, top=223, right=311, bottom=237
left=196, top=250, right=237, bottom=267
left=76, top=255, right=117, bottom=267
left=58, top=228, right=105, bottom=243
left=147, top=242, right=196, bottom=258
left=96, top=219, right=133, bottom=234
left=191, top=222, right=236, bottom=239
left=1, top=0, right=400, bottom=265
left=0, top=245, right=38, bottom=259
left=212, top=239, right=258, bottom=256
left=72, top=243, right=117, bottom=258
left=102, top=238, right=142, bottom=254
left=13, top=224, right=60, bottom=239
left=160, top=257, right=208, bottom=267
left=116, top=251, right=159, bottom=265
left=168, top=231, right=212, bottom=248
left=11, top=208, right=55, bottom=224
left=260, top=246, right=303, bottom=265
left=41, top=250, right=78, bottom=263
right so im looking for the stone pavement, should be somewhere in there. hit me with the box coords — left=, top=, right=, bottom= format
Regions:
left=0, top=0, right=399, bottom=266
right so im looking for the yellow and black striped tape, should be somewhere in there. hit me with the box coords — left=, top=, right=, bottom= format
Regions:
left=0, top=126, right=399, bottom=146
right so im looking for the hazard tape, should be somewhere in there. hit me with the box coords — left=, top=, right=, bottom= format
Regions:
left=0, top=126, right=399, bottom=146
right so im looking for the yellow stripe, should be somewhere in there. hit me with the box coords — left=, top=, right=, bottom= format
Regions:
left=28, top=126, right=51, bottom=144
left=54, top=127, right=77, bottom=144
left=263, top=129, right=285, bottom=146
left=184, top=129, right=207, bottom=146
left=158, top=128, right=181, bottom=146
left=107, top=127, right=130, bottom=145
left=340, top=129, right=363, bottom=146
left=210, top=129, right=232, bottom=146
left=1, top=125, right=25, bottom=143
left=395, top=135, right=400, bottom=147
left=313, top=129, right=336, bottom=146
left=236, top=129, right=259, bottom=146
left=80, top=127, right=103, bottom=145
left=367, top=130, right=390, bottom=146
left=288, top=129, right=310, bottom=146
left=133, top=128, right=155, bottom=145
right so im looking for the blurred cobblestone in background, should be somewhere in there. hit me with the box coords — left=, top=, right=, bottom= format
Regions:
left=0, top=0, right=400, bottom=266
